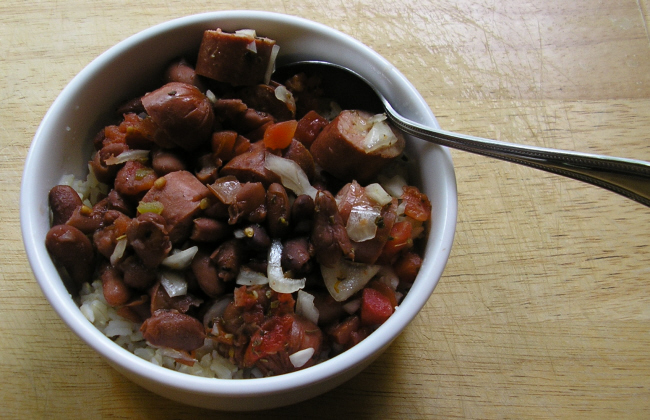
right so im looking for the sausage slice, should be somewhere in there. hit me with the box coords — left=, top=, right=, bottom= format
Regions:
left=310, top=110, right=405, bottom=183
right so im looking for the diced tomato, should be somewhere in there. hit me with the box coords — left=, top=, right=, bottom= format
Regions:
left=233, top=285, right=259, bottom=309
left=393, top=250, right=423, bottom=284
left=368, top=280, right=398, bottom=308
left=360, top=287, right=394, bottom=326
left=243, top=314, right=294, bottom=366
left=271, top=292, right=296, bottom=316
left=103, top=124, right=127, bottom=147
left=401, top=185, right=432, bottom=222
left=263, top=120, right=298, bottom=150
left=379, top=221, right=413, bottom=262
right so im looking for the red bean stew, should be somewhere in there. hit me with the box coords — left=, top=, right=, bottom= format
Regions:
left=45, top=28, right=432, bottom=377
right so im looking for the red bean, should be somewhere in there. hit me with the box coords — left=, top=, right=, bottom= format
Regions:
left=48, top=185, right=82, bottom=226
left=45, top=225, right=95, bottom=287
left=140, top=310, right=206, bottom=351
left=101, top=265, right=131, bottom=307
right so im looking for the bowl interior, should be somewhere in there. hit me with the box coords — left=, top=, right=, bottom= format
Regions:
left=21, top=10, right=457, bottom=410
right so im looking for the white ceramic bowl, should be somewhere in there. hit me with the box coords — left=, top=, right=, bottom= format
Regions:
left=21, top=11, right=457, bottom=411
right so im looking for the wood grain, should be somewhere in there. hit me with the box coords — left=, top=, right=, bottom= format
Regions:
left=1, top=0, right=649, bottom=418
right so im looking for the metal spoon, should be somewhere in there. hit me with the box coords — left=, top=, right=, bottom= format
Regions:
left=274, top=61, right=650, bottom=207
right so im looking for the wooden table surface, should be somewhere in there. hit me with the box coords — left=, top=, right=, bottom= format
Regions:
left=2, top=1, right=649, bottom=418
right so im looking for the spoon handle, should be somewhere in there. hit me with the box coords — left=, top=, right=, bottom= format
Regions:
left=384, top=103, right=650, bottom=207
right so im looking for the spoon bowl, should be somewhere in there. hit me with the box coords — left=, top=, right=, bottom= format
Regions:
left=275, top=60, right=650, bottom=207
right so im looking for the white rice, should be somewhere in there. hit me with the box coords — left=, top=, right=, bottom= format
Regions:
left=77, top=280, right=246, bottom=379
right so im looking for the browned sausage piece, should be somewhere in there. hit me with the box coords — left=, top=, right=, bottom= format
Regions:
left=195, top=29, right=277, bottom=86
left=310, top=110, right=405, bottom=183
left=49, top=185, right=82, bottom=226
left=140, top=309, right=206, bottom=351
left=266, top=183, right=290, bottom=238
left=164, top=58, right=206, bottom=92
left=220, top=141, right=280, bottom=187
left=141, top=82, right=214, bottom=151
left=311, top=190, right=354, bottom=267
left=139, top=170, right=211, bottom=244
left=126, top=212, right=171, bottom=269
left=45, top=224, right=95, bottom=288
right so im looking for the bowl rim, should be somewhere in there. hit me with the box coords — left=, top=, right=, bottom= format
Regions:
left=20, top=10, right=458, bottom=398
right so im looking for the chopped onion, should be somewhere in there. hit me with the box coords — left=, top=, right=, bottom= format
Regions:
left=345, top=204, right=381, bottom=242
left=321, top=259, right=381, bottom=302
left=362, top=118, right=399, bottom=153
left=376, top=266, right=400, bottom=290
left=104, top=319, right=134, bottom=337
left=235, top=29, right=257, bottom=38
left=109, top=236, right=128, bottom=266
left=296, top=290, right=319, bottom=325
left=156, top=346, right=197, bottom=365
left=208, top=176, right=241, bottom=205
left=246, top=40, right=257, bottom=53
left=396, top=200, right=407, bottom=216
left=342, top=298, right=361, bottom=314
left=367, top=113, right=387, bottom=124
left=162, top=246, right=198, bottom=270
left=205, top=89, right=217, bottom=104
left=274, top=85, right=296, bottom=113
left=289, top=347, right=315, bottom=368
left=137, top=200, right=164, bottom=215
left=104, top=149, right=150, bottom=165
left=160, top=269, right=188, bottom=298
left=378, top=173, right=407, bottom=198
left=264, top=153, right=318, bottom=199
left=264, top=44, right=280, bottom=85
left=236, top=267, right=270, bottom=286
left=365, top=183, right=392, bottom=206
left=267, top=239, right=306, bottom=294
